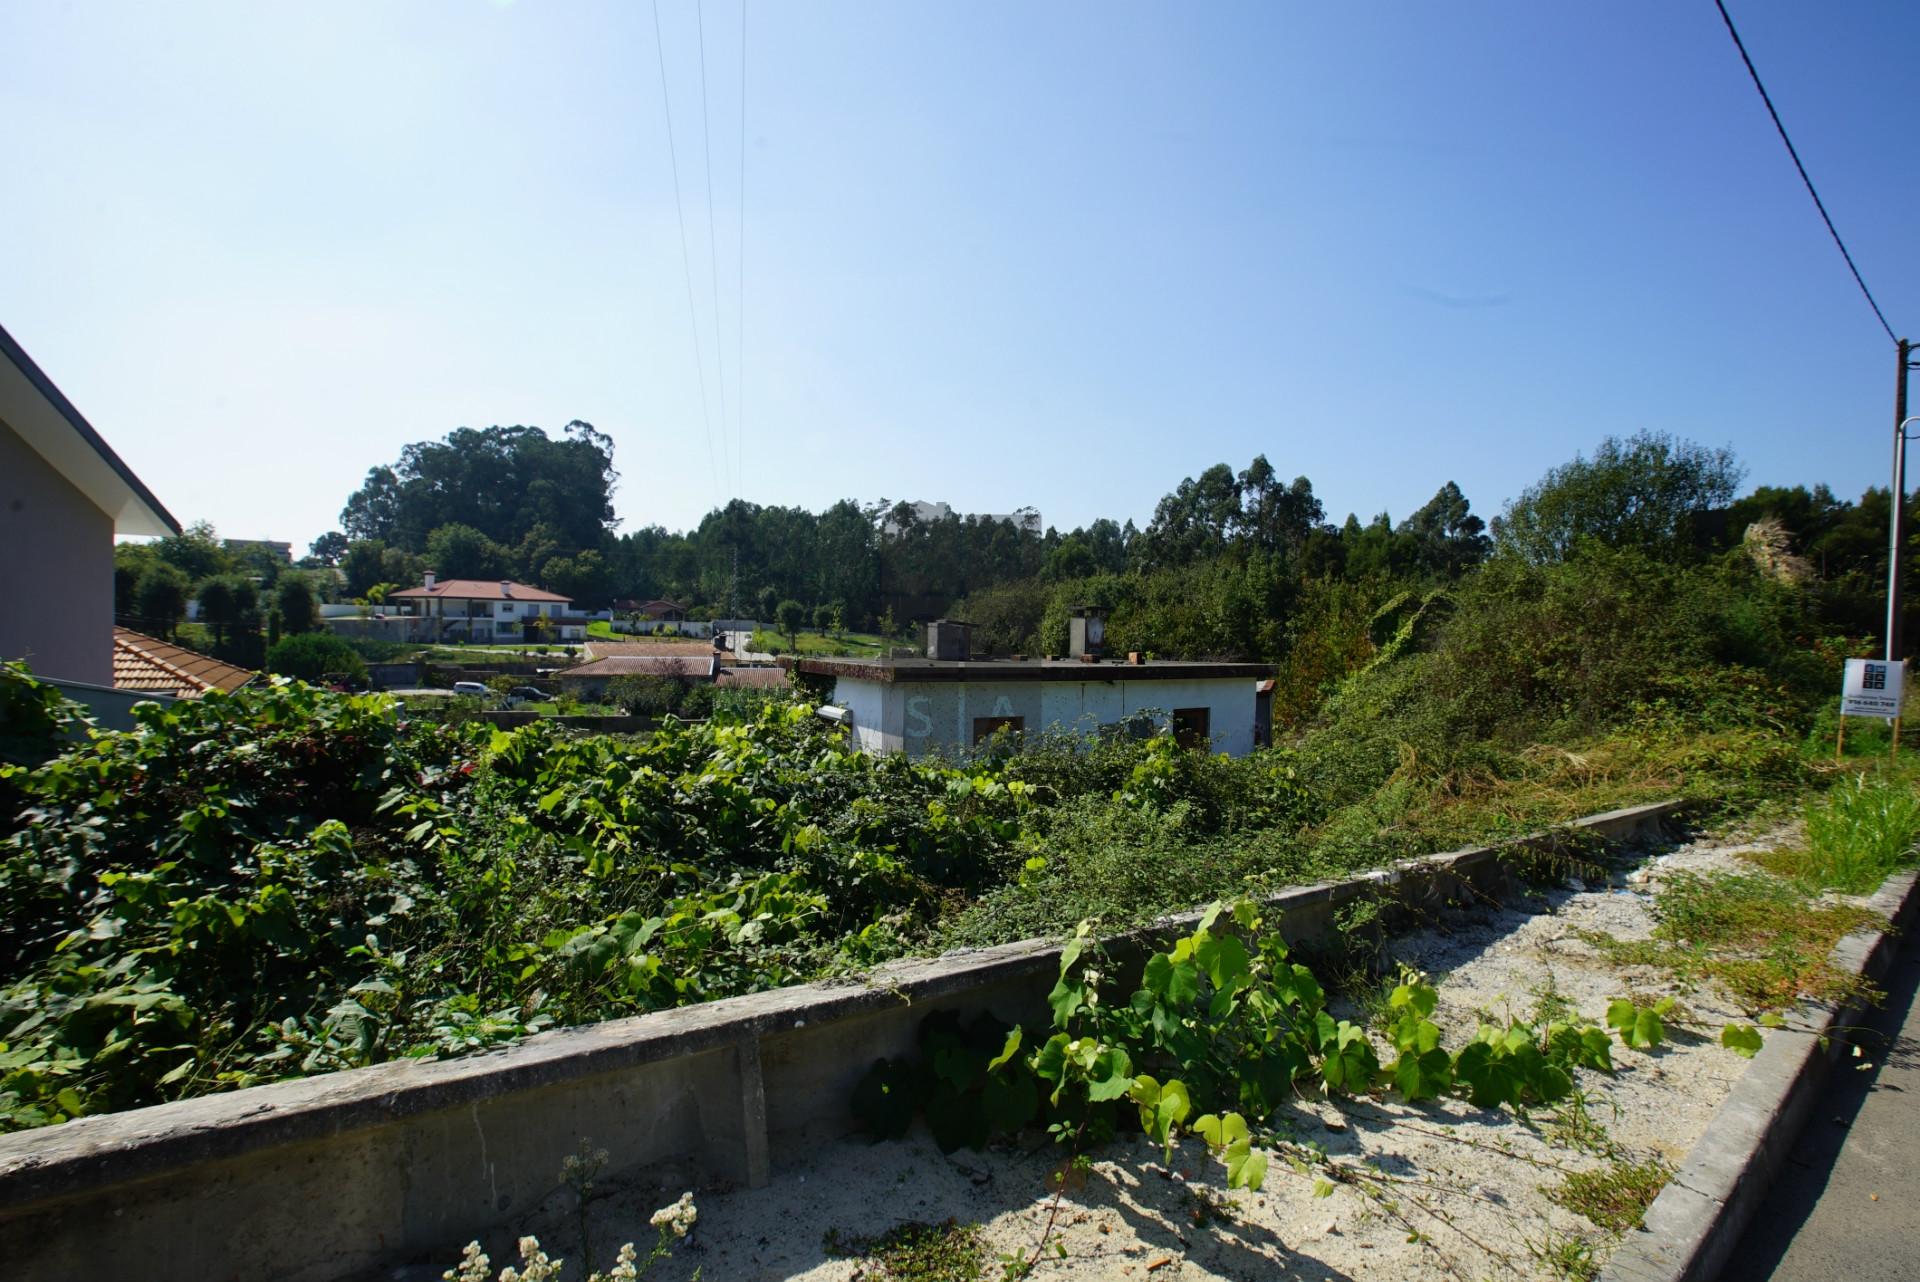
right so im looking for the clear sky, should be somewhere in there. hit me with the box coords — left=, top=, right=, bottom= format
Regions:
left=4, top=2, right=1916, bottom=551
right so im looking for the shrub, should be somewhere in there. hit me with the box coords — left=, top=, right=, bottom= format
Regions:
left=605, top=675, right=682, bottom=716
left=265, top=632, right=369, bottom=685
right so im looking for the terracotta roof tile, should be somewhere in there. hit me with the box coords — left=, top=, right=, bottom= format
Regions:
left=112, top=628, right=257, bottom=697
left=585, top=639, right=718, bottom=659
left=716, top=666, right=789, bottom=689
left=557, top=655, right=715, bottom=679
left=388, top=579, right=571, bottom=604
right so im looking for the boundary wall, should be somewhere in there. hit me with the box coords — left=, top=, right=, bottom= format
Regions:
left=0, top=800, right=1684, bottom=1282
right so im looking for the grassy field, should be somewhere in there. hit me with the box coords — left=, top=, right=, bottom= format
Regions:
left=750, top=628, right=902, bottom=657
left=588, top=620, right=720, bottom=643
left=417, top=644, right=582, bottom=661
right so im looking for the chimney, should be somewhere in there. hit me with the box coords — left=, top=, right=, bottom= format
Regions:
left=423, top=570, right=436, bottom=591
left=926, top=618, right=973, bottom=661
left=500, top=580, right=513, bottom=598
left=1068, top=605, right=1109, bottom=660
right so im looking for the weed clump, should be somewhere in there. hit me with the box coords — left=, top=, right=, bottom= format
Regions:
left=1545, top=1156, right=1672, bottom=1232
left=824, top=1219, right=987, bottom=1282
left=1586, top=869, right=1883, bottom=1013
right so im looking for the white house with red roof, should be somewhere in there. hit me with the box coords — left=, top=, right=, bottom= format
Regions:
left=384, top=573, right=582, bottom=642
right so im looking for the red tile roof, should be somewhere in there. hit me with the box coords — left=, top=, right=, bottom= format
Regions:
left=388, top=579, right=571, bottom=603
left=585, top=639, right=718, bottom=659
left=557, top=655, right=716, bottom=679
left=716, top=666, right=789, bottom=689
left=112, top=627, right=257, bottom=697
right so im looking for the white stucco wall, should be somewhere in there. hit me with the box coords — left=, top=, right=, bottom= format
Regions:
left=835, top=677, right=893, bottom=754
left=831, top=675, right=1259, bottom=758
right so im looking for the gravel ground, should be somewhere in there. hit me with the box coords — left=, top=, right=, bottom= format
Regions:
left=489, top=825, right=1810, bottom=1282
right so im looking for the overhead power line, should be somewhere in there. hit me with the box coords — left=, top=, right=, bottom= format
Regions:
left=738, top=0, right=747, bottom=500
left=696, top=0, right=733, bottom=497
left=652, top=0, right=722, bottom=504
left=1712, top=0, right=1898, bottom=346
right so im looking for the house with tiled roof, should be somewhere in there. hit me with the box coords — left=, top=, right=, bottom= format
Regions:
left=1, top=321, right=178, bottom=686
left=113, top=627, right=257, bottom=698
left=382, top=573, right=585, bottom=642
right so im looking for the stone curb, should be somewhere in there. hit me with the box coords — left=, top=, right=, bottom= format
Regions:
left=1599, top=865, right=1920, bottom=1282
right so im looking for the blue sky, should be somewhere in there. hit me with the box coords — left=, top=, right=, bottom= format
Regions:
left=3, top=2, right=1915, bottom=551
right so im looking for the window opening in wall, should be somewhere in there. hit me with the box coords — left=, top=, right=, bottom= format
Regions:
left=972, top=715, right=1024, bottom=745
left=1172, top=707, right=1211, bottom=750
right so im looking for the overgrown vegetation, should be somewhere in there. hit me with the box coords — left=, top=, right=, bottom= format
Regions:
left=1585, top=868, right=1886, bottom=1014
left=853, top=903, right=1701, bottom=1278
left=11, top=434, right=1920, bottom=1136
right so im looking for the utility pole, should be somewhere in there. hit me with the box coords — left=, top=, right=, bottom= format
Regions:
left=1891, top=338, right=1917, bottom=662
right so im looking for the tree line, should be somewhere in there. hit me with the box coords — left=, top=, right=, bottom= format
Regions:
left=119, top=419, right=1920, bottom=675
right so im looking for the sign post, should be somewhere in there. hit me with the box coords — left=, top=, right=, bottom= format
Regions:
left=1838, top=658, right=1908, bottom=760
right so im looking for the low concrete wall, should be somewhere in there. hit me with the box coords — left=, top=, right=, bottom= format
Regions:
left=0, top=800, right=1683, bottom=1282
left=366, top=661, right=424, bottom=690
left=40, top=676, right=175, bottom=732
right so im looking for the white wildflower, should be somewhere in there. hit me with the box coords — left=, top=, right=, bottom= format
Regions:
left=648, top=1191, right=698, bottom=1238
left=500, top=1236, right=564, bottom=1282
left=443, top=1241, right=490, bottom=1282
left=603, top=1241, right=641, bottom=1282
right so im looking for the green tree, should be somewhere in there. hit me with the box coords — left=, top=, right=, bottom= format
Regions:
left=756, top=585, right=780, bottom=625
left=275, top=576, right=318, bottom=634
left=195, top=575, right=259, bottom=649
left=153, top=520, right=233, bottom=583
left=264, top=633, right=366, bottom=684
left=605, top=674, right=683, bottom=717
left=775, top=599, right=805, bottom=651
left=307, top=531, right=350, bottom=566
left=540, top=548, right=614, bottom=608
left=811, top=603, right=834, bottom=634
left=1493, top=432, right=1744, bottom=564
left=425, top=523, right=511, bottom=580
left=1397, top=481, right=1491, bottom=579
left=134, top=564, right=190, bottom=638
left=341, top=540, right=425, bottom=598
left=339, top=422, right=617, bottom=555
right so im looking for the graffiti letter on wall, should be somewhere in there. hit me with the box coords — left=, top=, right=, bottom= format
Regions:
left=907, top=696, right=932, bottom=739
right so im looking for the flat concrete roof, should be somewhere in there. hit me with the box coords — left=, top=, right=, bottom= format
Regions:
left=788, top=656, right=1274, bottom=684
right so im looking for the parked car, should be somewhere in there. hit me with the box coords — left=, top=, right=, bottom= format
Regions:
left=503, top=686, right=550, bottom=707
left=451, top=681, right=489, bottom=700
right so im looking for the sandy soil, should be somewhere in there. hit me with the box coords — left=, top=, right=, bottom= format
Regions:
left=491, top=825, right=1804, bottom=1282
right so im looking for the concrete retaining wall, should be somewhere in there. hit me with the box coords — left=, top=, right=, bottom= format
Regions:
left=0, top=800, right=1684, bottom=1282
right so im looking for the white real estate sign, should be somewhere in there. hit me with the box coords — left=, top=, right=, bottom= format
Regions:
left=1840, top=658, right=1907, bottom=719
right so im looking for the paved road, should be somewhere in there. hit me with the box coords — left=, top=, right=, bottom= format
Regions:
left=1720, top=938, right=1920, bottom=1280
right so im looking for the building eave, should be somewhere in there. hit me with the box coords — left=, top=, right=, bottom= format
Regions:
left=0, top=321, right=179, bottom=537
left=785, top=657, right=1274, bottom=685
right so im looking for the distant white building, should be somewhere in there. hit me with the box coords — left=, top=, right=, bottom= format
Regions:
left=380, top=573, right=585, bottom=642
left=881, top=500, right=1042, bottom=538
left=790, top=617, right=1270, bottom=757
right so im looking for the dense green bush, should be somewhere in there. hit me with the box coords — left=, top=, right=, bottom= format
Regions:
left=265, top=632, right=369, bottom=684
left=0, top=531, right=1859, bottom=1132
left=0, top=675, right=1271, bottom=1129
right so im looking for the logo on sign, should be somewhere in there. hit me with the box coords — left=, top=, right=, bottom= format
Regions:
left=1840, top=658, right=1907, bottom=719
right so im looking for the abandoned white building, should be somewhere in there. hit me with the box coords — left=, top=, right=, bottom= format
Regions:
left=789, top=614, right=1272, bottom=757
